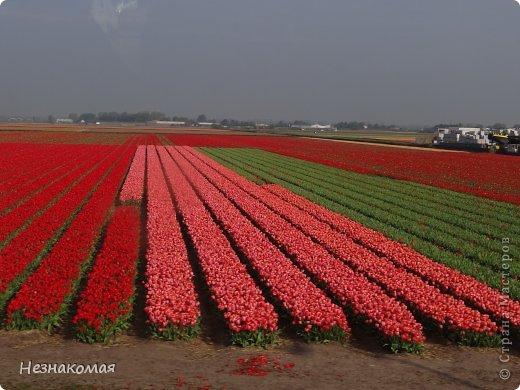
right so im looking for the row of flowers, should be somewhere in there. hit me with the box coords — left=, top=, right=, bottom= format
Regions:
left=0, top=144, right=89, bottom=196
left=156, top=146, right=279, bottom=346
left=0, top=147, right=91, bottom=215
left=177, top=146, right=426, bottom=352
left=0, top=132, right=143, bottom=146
left=0, top=148, right=75, bottom=198
left=0, top=150, right=105, bottom=245
left=0, top=146, right=122, bottom=309
left=144, top=145, right=200, bottom=340
left=6, top=142, right=136, bottom=330
left=119, top=145, right=146, bottom=203
left=73, top=205, right=140, bottom=343
left=183, top=147, right=501, bottom=346
left=263, top=183, right=520, bottom=330
left=168, top=146, right=350, bottom=343
left=0, top=143, right=43, bottom=181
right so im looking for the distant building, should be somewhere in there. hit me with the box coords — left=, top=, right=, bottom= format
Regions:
left=56, top=118, right=74, bottom=124
left=291, top=123, right=336, bottom=131
left=196, top=122, right=218, bottom=127
left=152, top=120, right=186, bottom=127
left=310, top=124, right=334, bottom=130
left=433, top=127, right=488, bottom=148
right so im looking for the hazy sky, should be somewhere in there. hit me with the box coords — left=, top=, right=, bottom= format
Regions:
left=1, top=0, right=519, bottom=125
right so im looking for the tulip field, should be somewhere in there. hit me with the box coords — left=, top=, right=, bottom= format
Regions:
left=0, top=131, right=519, bottom=356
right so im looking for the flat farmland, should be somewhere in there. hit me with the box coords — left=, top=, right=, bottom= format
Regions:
left=282, top=129, right=420, bottom=144
left=1, top=130, right=519, bottom=389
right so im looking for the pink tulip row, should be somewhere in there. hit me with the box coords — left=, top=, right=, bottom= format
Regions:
left=120, top=145, right=147, bottom=203
left=0, top=147, right=93, bottom=216
left=181, top=147, right=500, bottom=343
left=176, top=146, right=425, bottom=350
left=263, top=183, right=520, bottom=329
left=168, top=146, right=350, bottom=341
left=156, top=146, right=279, bottom=344
left=0, top=150, right=106, bottom=245
left=73, top=206, right=141, bottom=342
left=6, top=143, right=136, bottom=329
left=144, top=145, right=200, bottom=340
left=0, top=145, right=122, bottom=304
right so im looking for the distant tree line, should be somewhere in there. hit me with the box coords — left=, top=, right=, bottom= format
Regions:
left=67, top=111, right=172, bottom=124
left=47, top=113, right=520, bottom=130
left=63, top=112, right=256, bottom=127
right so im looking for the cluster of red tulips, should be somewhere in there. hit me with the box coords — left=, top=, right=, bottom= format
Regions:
left=157, top=147, right=278, bottom=344
left=0, top=147, right=85, bottom=200
left=263, top=184, right=520, bottom=329
left=73, top=206, right=140, bottom=342
left=0, top=144, right=91, bottom=195
left=0, top=146, right=91, bottom=214
left=0, top=146, right=122, bottom=304
left=0, top=144, right=48, bottom=184
left=0, top=130, right=143, bottom=146
left=178, top=147, right=426, bottom=350
left=144, top=146, right=200, bottom=339
left=0, top=150, right=104, bottom=245
left=170, top=147, right=350, bottom=341
left=119, top=145, right=146, bottom=203
left=6, top=145, right=134, bottom=329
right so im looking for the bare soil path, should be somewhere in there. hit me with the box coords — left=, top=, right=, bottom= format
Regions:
left=1, top=331, right=518, bottom=390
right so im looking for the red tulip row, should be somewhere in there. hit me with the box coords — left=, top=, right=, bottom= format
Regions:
left=168, top=147, right=350, bottom=342
left=156, top=146, right=278, bottom=346
left=0, top=150, right=106, bottom=245
left=6, top=143, right=135, bottom=330
left=181, top=147, right=500, bottom=346
left=0, top=156, right=67, bottom=197
left=263, top=183, right=520, bottom=329
left=73, top=206, right=140, bottom=343
left=144, top=146, right=200, bottom=340
left=0, top=147, right=94, bottom=217
left=0, top=143, right=45, bottom=180
left=0, top=145, right=88, bottom=196
left=0, top=144, right=57, bottom=185
left=177, top=146, right=425, bottom=351
left=120, top=145, right=147, bottom=203
left=0, top=145, right=122, bottom=308
left=0, top=131, right=142, bottom=147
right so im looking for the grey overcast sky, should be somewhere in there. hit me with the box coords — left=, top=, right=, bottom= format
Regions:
left=0, top=0, right=519, bottom=125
